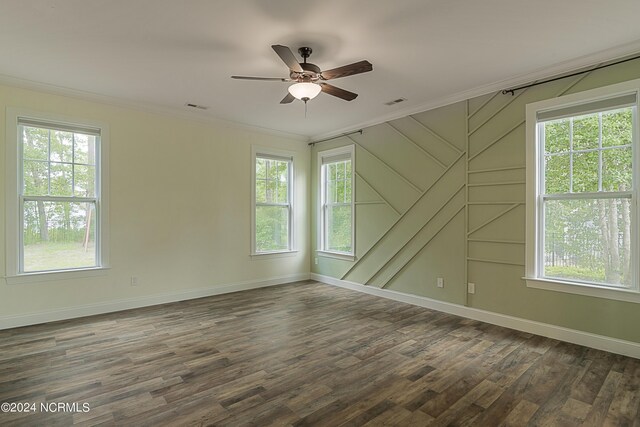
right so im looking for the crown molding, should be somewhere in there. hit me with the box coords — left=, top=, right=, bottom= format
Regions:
left=0, top=73, right=307, bottom=143
left=310, top=40, right=640, bottom=142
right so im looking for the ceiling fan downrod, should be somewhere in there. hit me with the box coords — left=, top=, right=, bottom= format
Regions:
left=298, top=47, right=312, bottom=64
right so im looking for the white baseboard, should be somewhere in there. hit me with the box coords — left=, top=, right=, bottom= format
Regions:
left=0, top=273, right=310, bottom=330
left=311, top=273, right=640, bottom=359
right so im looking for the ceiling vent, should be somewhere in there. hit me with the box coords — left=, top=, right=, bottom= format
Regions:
left=384, top=98, right=407, bottom=106
left=185, top=103, right=208, bottom=110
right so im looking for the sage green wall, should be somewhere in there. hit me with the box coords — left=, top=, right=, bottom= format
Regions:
left=312, top=58, right=640, bottom=343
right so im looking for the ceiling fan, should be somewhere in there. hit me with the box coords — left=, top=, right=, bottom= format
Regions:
left=231, top=45, right=373, bottom=104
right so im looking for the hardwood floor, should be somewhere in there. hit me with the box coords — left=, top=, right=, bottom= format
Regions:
left=1, top=281, right=639, bottom=426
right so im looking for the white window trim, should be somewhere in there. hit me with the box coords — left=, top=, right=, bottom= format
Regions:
left=4, top=107, right=110, bottom=283
left=250, top=145, right=295, bottom=256
left=317, top=145, right=356, bottom=260
left=525, top=78, right=640, bottom=303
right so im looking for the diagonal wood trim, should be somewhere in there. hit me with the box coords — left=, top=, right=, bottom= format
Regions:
left=467, top=91, right=500, bottom=119
left=468, top=165, right=525, bottom=174
left=468, top=87, right=529, bottom=136
left=467, top=203, right=521, bottom=236
left=362, top=185, right=465, bottom=285
left=467, top=238, right=525, bottom=244
left=557, top=69, right=593, bottom=96
left=348, top=135, right=423, bottom=193
left=354, top=201, right=386, bottom=205
left=380, top=204, right=466, bottom=289
left=341, top=154, right=465, bottom=280
left=468, top=120, right=524, bottom=161
left=467, top=181, right=526, bottom=187
left=467, top=257, right=525, bottom=267
left=469, top=72, right=595, bottom=161
left=406, top=115, right=463, bottom=154
left=468, top=201, right=525, bottom=205
left=385, top=122, right=447, bottom=168
left=355, top=171, right=402, bottom=215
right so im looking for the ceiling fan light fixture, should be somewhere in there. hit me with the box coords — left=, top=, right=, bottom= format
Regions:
left=288, top=82, right=321, bottom=101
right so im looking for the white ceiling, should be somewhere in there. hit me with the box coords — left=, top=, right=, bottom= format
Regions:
left=2, top=0, right=640, bottom=140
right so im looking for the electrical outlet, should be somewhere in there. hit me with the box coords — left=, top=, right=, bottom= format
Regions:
left=468, top=282, right=475, bottom=294
left=314, top=257, right=318, bottom=265
left=131, top=276, right=139, bottom=286
left=437, top=277, right=444, bottom=288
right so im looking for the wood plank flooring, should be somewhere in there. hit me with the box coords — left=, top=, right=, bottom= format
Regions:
left=0, top=280, right=639, bottom=426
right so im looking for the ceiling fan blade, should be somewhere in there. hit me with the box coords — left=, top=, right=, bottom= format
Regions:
left=280, top=93, right=295, bottom=104
left=321, top=60, right=373, bottom=80
left=271, top=45, right=304, bottom=73
left=320, top=83, right=358, bottom=101
left=231, top=76, right=289, bottom=81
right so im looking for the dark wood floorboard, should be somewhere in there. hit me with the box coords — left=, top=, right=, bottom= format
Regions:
left=0, top=280, right=638, bottom=426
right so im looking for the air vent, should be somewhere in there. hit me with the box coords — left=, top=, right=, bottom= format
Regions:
left=384, top=98, right=407, bottom=106
left=185, top=103, right=208, bottom=110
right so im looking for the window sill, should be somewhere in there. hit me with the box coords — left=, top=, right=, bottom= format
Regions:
left=250, top=250, right=298, bottom=259
left=317, top=251, right=356, bottom=262
left=5, top=267, right=110, bottom=285
left=524, top=277, right=640, bottom=303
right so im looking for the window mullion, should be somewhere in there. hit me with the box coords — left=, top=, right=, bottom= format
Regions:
left=47, top=129, right=52, bottom=196
left=569, top=118, right=574, bottom=193
left=543, top=191, right=632, bottom=201
left=598, top=112, right=603, bottom=192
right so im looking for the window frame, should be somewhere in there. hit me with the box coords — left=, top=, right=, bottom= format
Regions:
left=525, top=79, right=640, bottom=303
left=317, top=145, right=355, bottom=260
left=5, top=108, right=110, bottom=283
left=250, top=146, right=295, bottom=256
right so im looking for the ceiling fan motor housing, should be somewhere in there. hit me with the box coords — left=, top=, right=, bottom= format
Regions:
left=291, top=62, right=321, bottom=82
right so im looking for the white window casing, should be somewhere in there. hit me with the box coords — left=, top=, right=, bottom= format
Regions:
left=525, top=79, right=640, bottom=303
left=251, top=146, right=295, bottom=256
left=5, top=108, right=110, bottom=283
left=317, top=145, right=355, bottom=260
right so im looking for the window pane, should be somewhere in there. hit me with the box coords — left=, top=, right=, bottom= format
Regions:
left=544, top=120, right=570, bottom=154
left=544, top=198, right=631, bottom=287
left=572, top=151, right=598, bottom=193
left=277, top=161, right=289, bottom=204
left=326, top=176, right=336, bottom=204
left=256, top=158, right=266, bottom=180
left=74, top=165, right=96, bottom=197
left=23, top=160, right=49, bottom=196
left=255, top=205, right=289, bottom=252
left=266, top=176, right=277, bottom=203
left=50, top=130, right=74, bottom=163
left=50, top=162, right=73, bottom=196
left=327, top=205, right=352, bottom=253
left=22, top=126, right=49, bottom=160
left=602, top=148, right=632, bottom=191
left=544, top=154, right=570, bottom=194
left=256, top=179, right=266, bottom=203
left=336, top=178, right=345, bottom=203
left=336, top=161, right=344, bottom=180
left=572, top=114, right=599, bottom=150
left=23, top=201, right=97, bottom=272
left=74, top=134, right=96, bottom=165
left=602, top=108, right=633, bottom=148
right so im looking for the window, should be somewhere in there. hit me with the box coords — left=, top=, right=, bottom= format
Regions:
left=5, top=109, right=109, bottom=279
left=526, top=80, right=639, bottom=300
left=319, top=146, right=355, bottom=257
left=252, top=149, right=293, bottom=254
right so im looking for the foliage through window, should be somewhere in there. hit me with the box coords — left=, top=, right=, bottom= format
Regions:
left=535, top=95, right=636, bottom=289
left=320, top=147, right=354, bottom=255
left=254, top=154, right=292, bottom=253
left=19, top=119, right=101, bottom=272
